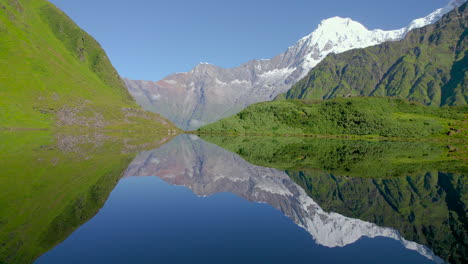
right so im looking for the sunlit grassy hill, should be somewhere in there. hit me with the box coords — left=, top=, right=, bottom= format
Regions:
left=0, top=0, right=175, bottom=131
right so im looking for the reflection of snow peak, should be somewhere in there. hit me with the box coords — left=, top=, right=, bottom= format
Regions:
left=124, top=135, right=443, bottom=263
left=295, top=185, right=442, bottom=263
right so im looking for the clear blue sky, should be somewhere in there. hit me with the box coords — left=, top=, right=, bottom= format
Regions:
left=49, top=0, right=449, bottom=81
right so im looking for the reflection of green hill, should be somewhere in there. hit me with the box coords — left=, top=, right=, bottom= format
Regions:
left=202, top=135, right=467, bottom=177
left=289, top=171, right=467, bottom=264
left=202, top=135, right=467, bottom=264
left=0, top=132, right=171, bottom=264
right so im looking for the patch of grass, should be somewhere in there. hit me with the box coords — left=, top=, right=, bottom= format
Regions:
left=199, top=97, right=467, bottom=139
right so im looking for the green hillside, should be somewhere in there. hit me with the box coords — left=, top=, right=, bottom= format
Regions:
left=280, top=2, right=467, bottom=106
left=0, top=0, right=175, bottom=131
left=199, top=97, right=467, bottom=139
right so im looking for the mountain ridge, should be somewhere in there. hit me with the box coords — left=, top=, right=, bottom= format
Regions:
left=125, top=0, right=466, bottom=130
left=281, top=1, right=467, bottom=106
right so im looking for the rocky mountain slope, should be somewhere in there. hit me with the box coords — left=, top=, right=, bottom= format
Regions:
left=125, top=0, right=466, bottom=130
left=0, top=0, right=175, bottom=131
left=123, top=135, right=444, bottom=263
left=281, top=1, right=467, bottom=106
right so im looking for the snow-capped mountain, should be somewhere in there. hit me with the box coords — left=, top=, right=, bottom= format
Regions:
left=123, top=135, right=443, bottom=263
left=125, top=0, right=466, bottom=130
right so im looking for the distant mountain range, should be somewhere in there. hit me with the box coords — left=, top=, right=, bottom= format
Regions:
left=125, top=0, right=467, bottom=130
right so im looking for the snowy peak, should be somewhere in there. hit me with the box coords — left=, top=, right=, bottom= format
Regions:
left=293, top=0, right=466, bottom=74
left=308, top=0, right=467, bottom=42
left=316, top=16, right=368, bottom=32
left=305, top=17, right=375, bottom=51
left=292, top=17, right=399, bottom=75
left=300, top=18, right=370, bottom=48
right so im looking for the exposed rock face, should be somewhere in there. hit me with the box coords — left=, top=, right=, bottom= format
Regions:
left=124, top=62, right=298, bottom=130
left=123, top=135, right=443, bottom=263
left=125, top=1, right=465, bottom=130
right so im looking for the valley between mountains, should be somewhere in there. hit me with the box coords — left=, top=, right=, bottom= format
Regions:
left=0, top=1, right=467, bottom=264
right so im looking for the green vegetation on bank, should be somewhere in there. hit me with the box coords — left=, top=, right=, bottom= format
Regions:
left=199, top=97, right=467, bottom=139
left=0, top=0, right=175, bottom=131
left=201, top=135, right=467, bottom=178
left=280, top=2, right=467, bottom=106
left=0, top=131, right=173, bottom=264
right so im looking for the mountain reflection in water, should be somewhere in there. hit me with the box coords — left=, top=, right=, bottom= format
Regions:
left=123, top=135, right=458, bottom=263
left=2, top=133, right=465, bottom=264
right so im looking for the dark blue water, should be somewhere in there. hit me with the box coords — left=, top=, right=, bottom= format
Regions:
left=36, top=176, right=437, bottom=264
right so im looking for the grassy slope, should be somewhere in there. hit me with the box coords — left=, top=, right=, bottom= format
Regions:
left=0, top=0, right=175, bottom=131
left=199, top=97, right=467, bottom=139
left=0, top=131, right=173, bottom=264
left=281, top=3, right=467, bottom=106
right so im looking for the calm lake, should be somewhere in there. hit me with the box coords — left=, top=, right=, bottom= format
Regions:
left=0, top=133, right=465, bottom=264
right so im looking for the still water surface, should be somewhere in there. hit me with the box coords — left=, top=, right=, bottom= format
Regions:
left=37, top=177, right=436, bottom=264
left=0, top=133, right=465, bottom=264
